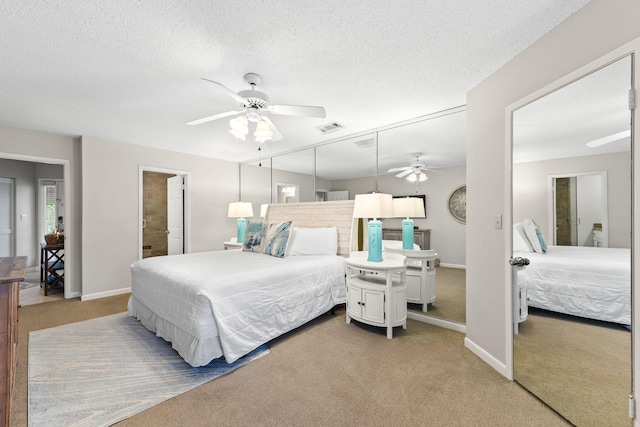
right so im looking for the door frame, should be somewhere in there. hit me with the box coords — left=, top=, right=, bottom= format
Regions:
left=0, top=152, right=73, bottom=298
left=504, top=40, right=638, bottom=384
left=548, top=171, right=609, bottom=247
left=0, top=177, right=15, bottom=257
left=138, top=165, right=190, bottom=260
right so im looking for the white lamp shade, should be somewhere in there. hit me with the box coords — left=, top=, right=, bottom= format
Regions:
left=228, top=202, right=254, bottom=218
left=393, top=197, right=425, bottom=218
left=352, top=193, right=394, bottom=219
left=254, top=120, right=273, bottom=142
left=229, top=115, right=248, bottom=131
left=260, top=203, right=269, bottom=218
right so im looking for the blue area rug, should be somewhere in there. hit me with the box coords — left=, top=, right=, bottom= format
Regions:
left=28, top=313, right=270, bottom=426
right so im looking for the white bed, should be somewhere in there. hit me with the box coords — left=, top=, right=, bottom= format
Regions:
left=515, top=245, right=630, bottom=325
left=128, top=200, right=356, bottom=366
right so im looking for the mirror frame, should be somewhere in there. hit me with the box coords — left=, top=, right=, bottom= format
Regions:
left=504, top=43, right=638, bottom=381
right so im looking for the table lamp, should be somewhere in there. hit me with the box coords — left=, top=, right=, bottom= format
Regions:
left=393, top=197, right=426, bottom=249
left=353, top=193, right=394, bottom=262
left=228, top=202, right=254, bottom=243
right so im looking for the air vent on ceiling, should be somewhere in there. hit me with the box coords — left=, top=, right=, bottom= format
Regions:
left=316, top=122, right=343, bottom=134
left=354, top=139, right=375, bottom=149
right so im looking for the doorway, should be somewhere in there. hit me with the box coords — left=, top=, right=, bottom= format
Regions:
left=0, top=153, right=72, bottom=302
left=138, top=166, right=189, bottom=259
left=551, top=172, right=607, bottom=247
left=0, top=177, right=14, bottom=257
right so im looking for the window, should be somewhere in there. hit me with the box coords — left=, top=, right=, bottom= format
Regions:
left=40, top=180, right=63, bottom=239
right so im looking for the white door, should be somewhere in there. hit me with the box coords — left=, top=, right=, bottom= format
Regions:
left=167, top=175, right=184, bottom=255
left=0, top=178, right=14, bottom=257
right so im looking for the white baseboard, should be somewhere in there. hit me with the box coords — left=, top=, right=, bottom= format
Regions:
left=464, top=337, right=509, bottom=378
left=81, top=287, right=131, bottom=301
left=439, top=263, right=466, bottom=269
left=408, top=311, right=466, bottom=333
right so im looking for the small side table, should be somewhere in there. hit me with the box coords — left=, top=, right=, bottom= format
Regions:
left=40, top=243, right=64, bottom=295
left=385, top=248, right=437, bottom=312
left=345, top=252, right=407, bottom=339
left=223, top=241, right=243, bottom=250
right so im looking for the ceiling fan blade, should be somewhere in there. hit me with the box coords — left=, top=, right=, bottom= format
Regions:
left=201, top=78, right=247, bottom=105
left=387, top=167, right=409, bottom=173
left=261, top=116, right=283, bottom=142
left=396, top=169, right=414, bottom=178
left=185, top=110, right=242, bottom=126
left=269, top=104, right=326, bottom=118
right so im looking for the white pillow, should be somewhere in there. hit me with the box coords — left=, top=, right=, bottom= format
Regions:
left=513, top=223, right=533, bottom=253
left=287, top=227, right=338, bottom=256
left=522, top=218, right=544, bottom=253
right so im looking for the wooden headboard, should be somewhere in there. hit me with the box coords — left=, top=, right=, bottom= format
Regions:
left=265, top=200, right=356, bottom=257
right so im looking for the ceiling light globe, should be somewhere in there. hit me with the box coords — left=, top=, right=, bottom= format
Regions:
left=254, top=120, right=273, bottom=142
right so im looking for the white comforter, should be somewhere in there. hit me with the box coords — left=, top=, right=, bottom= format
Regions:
left=515, top=245, right=630, bottom=325
left=128, top=250, right=346, bottom=366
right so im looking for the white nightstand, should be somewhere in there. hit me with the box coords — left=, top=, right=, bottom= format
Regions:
left=223, top=241, right=243, bottom=250
left=385, top=248, right=437, bottom=312
left=345, top=252, right=407, bottom=339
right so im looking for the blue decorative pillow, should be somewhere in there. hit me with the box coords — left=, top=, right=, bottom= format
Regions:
left=242, top=221, right=266, bottom=253
left=535, top=227, right=547, bottom=253
left=263, top=221, right=292, bottom=258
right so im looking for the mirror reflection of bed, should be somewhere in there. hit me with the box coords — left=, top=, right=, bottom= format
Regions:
left=240, top=109, right=468, bottom=328
left=511, top=55, right=632, bottom=426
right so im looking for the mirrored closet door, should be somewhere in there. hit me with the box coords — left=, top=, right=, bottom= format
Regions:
left=512, top=55, right=633, bottom=426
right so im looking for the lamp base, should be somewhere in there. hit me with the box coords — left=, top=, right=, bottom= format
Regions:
left=402, top=218, right=414, bottom=250
left=367, top=219, right=383, bottom=262
left=237, top=217, right=247, bottom=243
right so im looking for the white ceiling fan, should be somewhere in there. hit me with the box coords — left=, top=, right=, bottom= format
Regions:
left=186, top=73, right=326, bottom=142
left=387, top=153, right=439, bottom=182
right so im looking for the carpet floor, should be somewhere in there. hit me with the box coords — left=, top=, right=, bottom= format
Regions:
left=28, top=313, right=269, bottom=427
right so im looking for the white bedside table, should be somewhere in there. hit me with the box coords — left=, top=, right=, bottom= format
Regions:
left=385, top=248, right=437, bottom=312
left=223, top=241, right=243, bottom=250
left=345, top=252, right=407, bottom=339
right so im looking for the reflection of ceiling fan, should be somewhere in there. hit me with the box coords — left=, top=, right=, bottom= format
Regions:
left=387, top=154, right=438, bottom=182
left=185, top=73, right=326, bottom=143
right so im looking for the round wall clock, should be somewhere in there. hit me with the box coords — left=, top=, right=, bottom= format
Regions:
left=448, top=185, right=466, bottom=224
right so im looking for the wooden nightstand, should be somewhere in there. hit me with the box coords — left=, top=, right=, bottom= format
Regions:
left=382, top=228, right=430, bottom=249
left=345, top=252, right=407, bottom=339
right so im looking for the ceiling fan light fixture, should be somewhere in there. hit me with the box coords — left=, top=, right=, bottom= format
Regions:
left=229, top=115, right=249, bottom=140
left=229, top=115, right=248, bottom=131
left=254, top=120, right=273, bottom=143
left=407, top=172, right=427, bottom=182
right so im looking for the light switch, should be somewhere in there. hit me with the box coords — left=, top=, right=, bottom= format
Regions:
left=20, top=214, right=27, bottom=220
left=495, top=214, right=502, bottom=229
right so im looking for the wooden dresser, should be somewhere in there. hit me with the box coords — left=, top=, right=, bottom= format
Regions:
left=0, top=256, right=25, bottom=427
left=382, top=228, right=431, bottom=250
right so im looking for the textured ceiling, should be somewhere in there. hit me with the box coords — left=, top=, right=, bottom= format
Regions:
left=0, top=0, right=592, bottom=174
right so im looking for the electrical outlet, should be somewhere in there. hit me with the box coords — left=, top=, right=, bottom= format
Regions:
left=495, top=214, right=502, bottom=229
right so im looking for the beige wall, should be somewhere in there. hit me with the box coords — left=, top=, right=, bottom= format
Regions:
left=466, top=0, right=640, bottom=377
left=513, top=152, right=631, bottom=249
left=81, top=136, right=238, bottom=299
